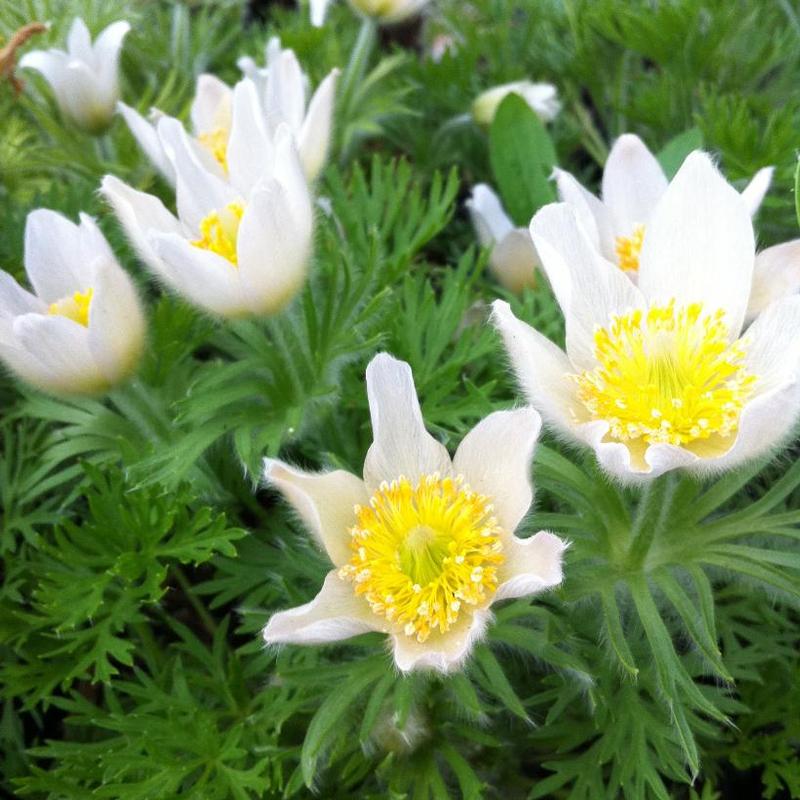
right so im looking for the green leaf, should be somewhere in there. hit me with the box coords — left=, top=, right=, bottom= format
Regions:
left=489, top=93, right=557, bottom=226
left=657, top=127, right=704, bottom=178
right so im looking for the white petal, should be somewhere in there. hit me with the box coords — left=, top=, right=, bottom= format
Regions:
left=149, top=232, right=246, bottom=316
left=638, top=151, right=755, bottom=339
left=311, top=0, right=333, bottom=25
left=227, top=79, right=275, bottom=197
left=453, top=407, right=542, bottom=533
left=190, top=74, right=232, bottom=134
left=490, top=300, right=584, bottom=437
left=12, top=314, right=107, bottom=394
left=519, top=82, right=561, bottom=122
left=117, top=102, right=176, bottom=184
left=236, top=180, right=311, bottom=315
left=297, top=68, right=339, bottom=182
left=602, top=133, right=667, bottom=232
left=265, top=48, right=306, bottom=133
left=100, top=175, right=182, bottom=272
left=553, top=167, right=616, bottom=259
left=61, top=61, right=114, bottom=132
left=91, top=20, right=130, bottom=104
left=744, top=295, right=800, bottom=394
left=86, top=250, right=145, bottom=384
left=489, top=229, right=538, bottom=293
left=24, top=210, right=90, bottom=302
left=0, top=273, right=45, bottom=318
left=263, top=571, right=380, bottom=645
left=66, top=17, right=92, bottom=61
left=391, top=609, right=490, bottom=674
left=363, top=353, right=452, bottom=491
left=747, top=240, right=800, bottom=320
left=272, top=126, right=314, bottom=238
left=740, top=166, right=774, bottom=217
left=466, top=184, right=514, bottom=246
left=264, top=459, right=368, bottom=568
left=529, top=203, right=645, bottom=369
left=18, top=50, right=69, bottom=92
left=495, top=531, right=566, bottom=601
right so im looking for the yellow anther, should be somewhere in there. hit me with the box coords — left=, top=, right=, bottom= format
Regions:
left=191, top=202, right=244, bottom=266
left=574, top=300, right=756, bottom=447
left=615, top=224, right=646, bottom=272
left=197, top=126, right=230, bottom=173
left=340, top=475, right=505, bottom=642
left=48, top=288, right=93, bottom=327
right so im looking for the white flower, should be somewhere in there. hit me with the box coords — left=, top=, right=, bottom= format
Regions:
left=746, top=238, right=800, bottom=321
left=236, top=37, right=339, bottom=182
left=0, top=210, right=145, bottom=395
left=493, top=152, right=800, bottom=481
left=118, top=73, right=232, bottom=186
left=101, top=89, right=313, bottom=318
left=310, top=0, right=430, bottom=26
left=472, top=81, right=561, bottom=127
left=466, top=184, right=538, bottom=293
left=19, top=17, right=129, bottom=134
left=262, top=353, right=566, bottom=673
left=554, top=133, right=773, bottom=277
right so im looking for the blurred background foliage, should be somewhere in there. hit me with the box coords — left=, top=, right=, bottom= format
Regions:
left=1, top=0, right=799, bottom=798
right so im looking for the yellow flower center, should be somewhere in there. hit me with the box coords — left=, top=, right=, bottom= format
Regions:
left=197, top=126, right=230, bottom=173
left=615, top=224, right=645, bottom=272
left=48, top=288, right=93, bottom=327
left=339, top=474, right=504, bottom=643
left=575, top=301, right=756, bottom=446
left=191, top=202, right=244, bottom=266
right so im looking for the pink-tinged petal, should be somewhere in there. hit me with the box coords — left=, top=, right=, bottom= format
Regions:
left=453, top=407, right=542, bottom=534
left=363, top=354, right=452, bottom=492
left=263, top=459, right=368, bottom=568
left=263, top=571, right=381, bottom=645
left=495, top=531, right=566, bottom=601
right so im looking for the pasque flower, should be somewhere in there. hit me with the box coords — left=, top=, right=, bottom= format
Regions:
left=20, top=17, right=129, bottom=134
left=262, top=353, right=565, bottom=673
left=467, top=184, right=538, bottom=293
left=121, top=39, right=337, bottom=185
left=0, top=210, right=145, bottom=395
left=493, top=152, right=800, bottom=481
left=554, top=133, right=773, bottom=277
left=472, top=81, right=561, bottom=127
left=310, top=0, right=430, bottom=26
left=102, top=81, right=313, bottom=318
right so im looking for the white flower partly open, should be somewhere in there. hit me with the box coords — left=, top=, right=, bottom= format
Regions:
left=102, top=87, right=313, bottom=318
left=554, top=133, right=773, bottom=278
left=0, top=210, right=145, bottom=395
left=236, top=38, right=339, bottom=182
left=466, top=184, right=538, bottom=293
left=20, top=17, right=130, bottom=134
left=262, top=353, right=565, bottom=673
left=493, top=152, right=800, bottom=481
left=472, top=81, right=561, bottom=127
left=118, top=73, right=232, bottom=186
left=310, top=0, right=430, bottom=26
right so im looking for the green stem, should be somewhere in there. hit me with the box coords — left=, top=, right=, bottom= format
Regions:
left=626, top=474, right=676, bottom=569
left=172, top=563, right=217, bottom=637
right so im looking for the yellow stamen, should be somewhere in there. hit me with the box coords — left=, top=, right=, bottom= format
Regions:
left=197, top=126, right=229, bottom=173
left=615, top=224, right=645, bottom=272
left=574, top=301, right=756, bottom=447
left=191, top=202, right=244, bottom=266
left=339, top=474, right=504, bottom=643
left=48, top=288, right=93, bottom=327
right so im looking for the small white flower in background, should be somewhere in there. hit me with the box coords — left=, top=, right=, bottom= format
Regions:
left=466, top=184, right=538, bottom=293
left=493, top=152, right=800, bottom=481
left=102, top=87, right=313, bottom=318
left=472, top=81, right=561, bottom=128
left=237, top=37, right=339, bottom=182
left=310, top=0, right=430, bottom=26
left=0, top=210, right=145, bottom=395
left=118, top=73, right=232, bottom=186
left=554, top=133, right=773, bottom=278
left=19, top=17, right=129, bottom=134
left=262, top=353, right=566, bottom=673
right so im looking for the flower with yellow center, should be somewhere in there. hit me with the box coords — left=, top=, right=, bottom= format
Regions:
left=191, top=202, right=244, bottom=266
left=261, top=354, right=566, bottom=673
left=0, top=210, right=145, bottom=396
left=493, top=152, right=800, bottom=480
left=553, top=134, right=774, bottom=281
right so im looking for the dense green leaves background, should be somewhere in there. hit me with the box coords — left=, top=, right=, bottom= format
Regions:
left=1, top=0, right=800, bottom=797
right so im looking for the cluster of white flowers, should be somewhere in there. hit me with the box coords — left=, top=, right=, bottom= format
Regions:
left=5, top=6, right=800, bottom=676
